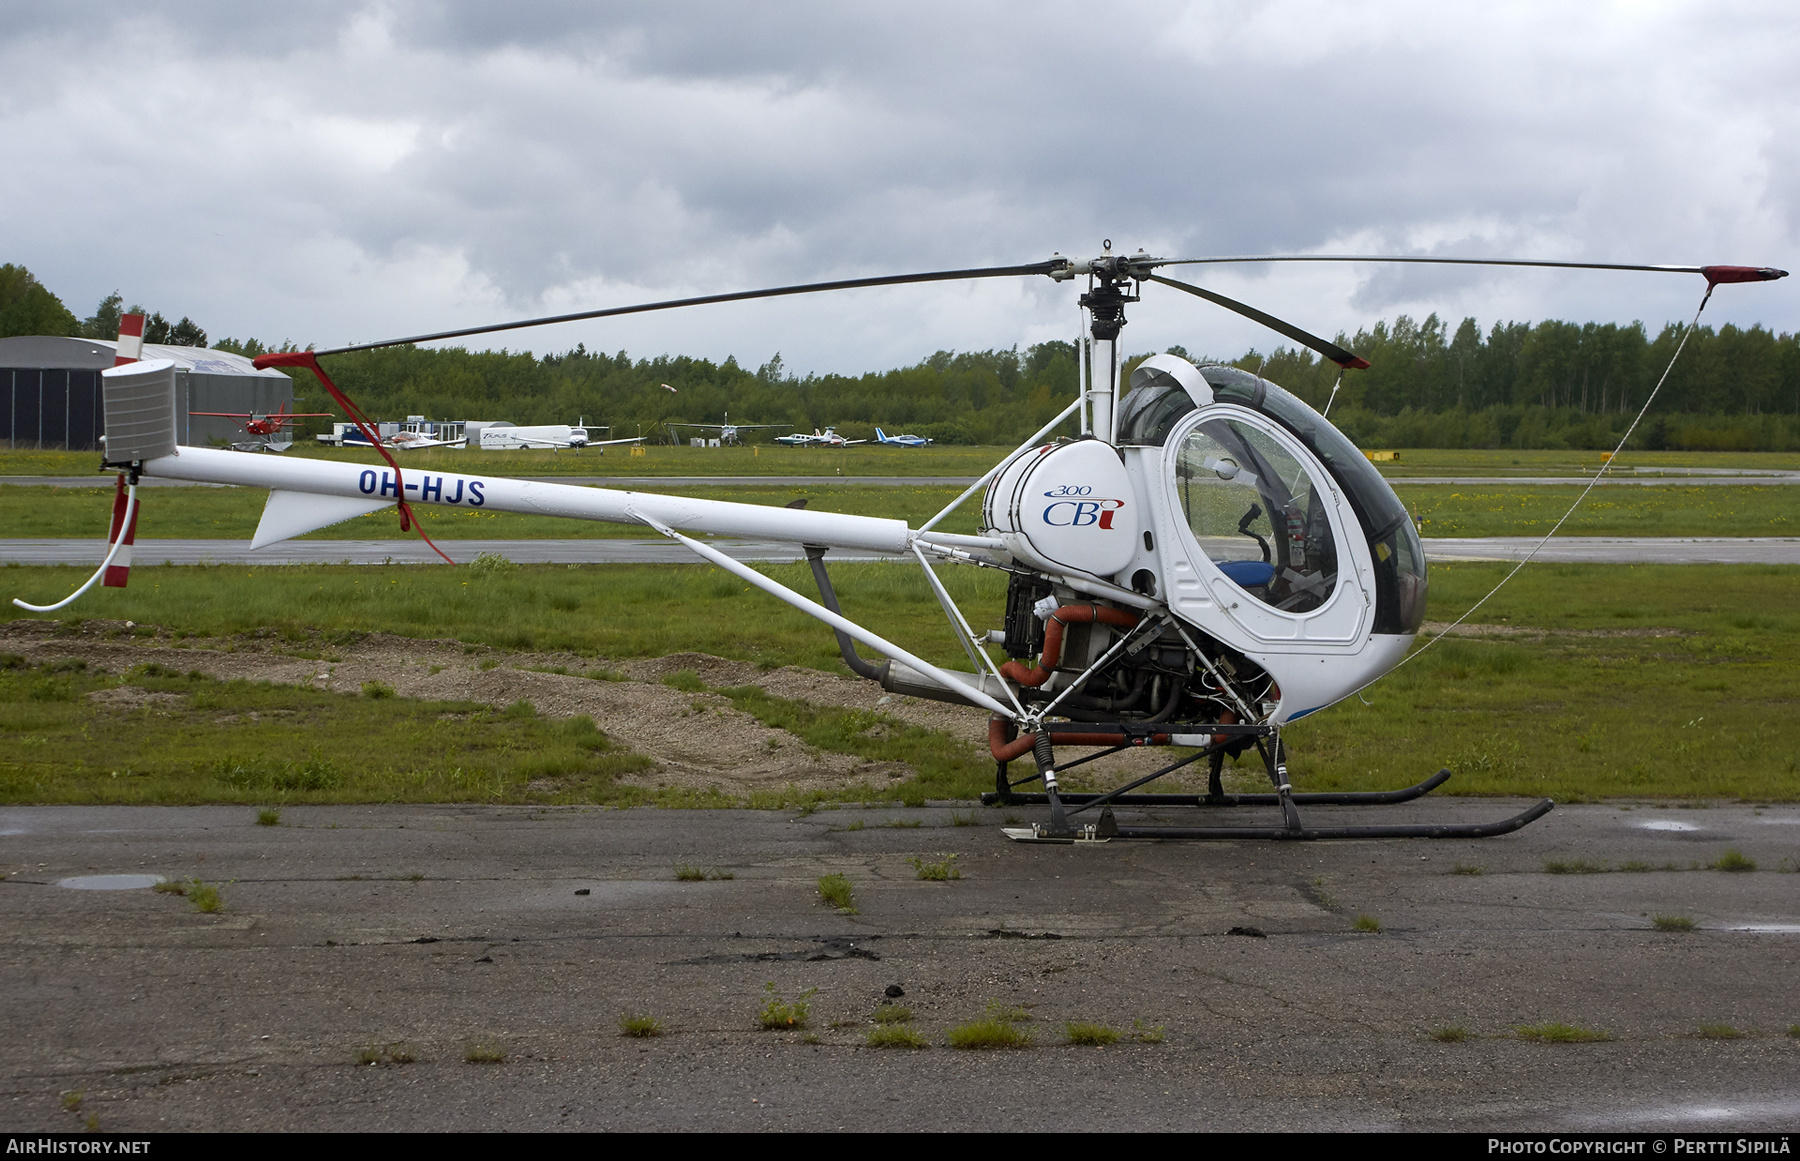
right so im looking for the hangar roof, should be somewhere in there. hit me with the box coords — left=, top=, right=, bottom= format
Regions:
left=0, top=335, right=286, bottom=377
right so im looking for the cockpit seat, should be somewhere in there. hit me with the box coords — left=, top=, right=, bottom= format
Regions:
left=1216, top=559, right=1276, bottom=589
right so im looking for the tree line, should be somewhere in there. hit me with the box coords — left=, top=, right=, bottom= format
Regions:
left=0, top=266, right=207, bottom=347
left=6, top=262, right=1799, bottom=449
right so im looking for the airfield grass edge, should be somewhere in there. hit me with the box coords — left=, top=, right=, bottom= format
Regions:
left=2, top=480, right=1795, bottom=540
left=2, top=560, right=1798, bottom=803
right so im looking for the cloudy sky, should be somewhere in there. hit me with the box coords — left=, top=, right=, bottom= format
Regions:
left=3, top=1, right=1796, bottom=373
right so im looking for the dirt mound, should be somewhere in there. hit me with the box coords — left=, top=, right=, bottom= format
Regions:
left=2, top=619, right=1230, bottom=795
left=1, top=619, right=982, bottom=797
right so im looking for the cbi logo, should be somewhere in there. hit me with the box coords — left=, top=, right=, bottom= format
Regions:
left=1042, top=485, right=1125, bottom=530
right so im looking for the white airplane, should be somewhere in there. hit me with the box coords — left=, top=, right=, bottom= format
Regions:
left=665, top=412, right=792, bottom=446
left=773, top=426, right=866, bottom=447
left=875, top=427, right=933, bottom=447
left=478, top=420, right=643, bottom=451
left=388, top=430, right=468, bottom=450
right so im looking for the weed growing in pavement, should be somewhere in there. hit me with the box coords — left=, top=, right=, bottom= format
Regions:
left=1696, top=1024, right=1743, bottom=1039
left=886, top=819, right=922, bottom=829
left=356, top=1043, right=416, bottom=1066
left=907, top=854, right=961, bottom=881
left=463, top=1039, right=505, bottom=1063
left=256, top=807, right=281, bottom=826
left=1789, top=1025, right=1800, bottom=1038
left=675, top=864, right=706, bottom=882
left=1545, top=858, right=1608, bottom=874
left=950, top=810, right=979, bottom=827
left=1712, top=849, right=1756, bottom=872
left=866, top=1025, right=929, bottom=1048
left=1131, top=1019, right=1166, bottom=1044
left=872, top=1006, right=912, bottom=1025
left=1064, top=1022, right=1121, bottom=1046
left=60, top=1091, right=81, bottom=1112
left=983, top=1002, right=1031, bottom=1025
left=1353, top=914, right=1382, bottom=933
left=817, top=872, right=857, bottom=912
left=1652, top=914, right=1696, bottom=932
left=947, top=1015, right=1032, bottom=1050
left=1619, top=860, right=1651, bottom=872
left=844, top=819, right=865, bottom=831
left=618, top=1014, right=665, bottom=1039
left=757, top=982, right=816, bottom=1030
left=1515, top=1023, right=1612, bottom=1043
left=1431, top=1026, right=1470, bottom=1042
left=1451, top=864, right=1483, bottom=875
left=159, top=878, right=224, bottom=912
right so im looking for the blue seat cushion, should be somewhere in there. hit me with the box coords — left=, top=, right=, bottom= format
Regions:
left=1217, top=559, right=1276, bottom=588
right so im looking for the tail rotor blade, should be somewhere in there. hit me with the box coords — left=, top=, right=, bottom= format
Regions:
left=1144, top=273, right=1370, bottom=370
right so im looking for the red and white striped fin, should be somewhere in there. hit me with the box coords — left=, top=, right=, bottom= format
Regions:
left=102, top=474, right=138, bottom=588
left=114, top=312, right=145, bottom=366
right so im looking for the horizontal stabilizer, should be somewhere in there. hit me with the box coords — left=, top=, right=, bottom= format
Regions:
left=252, top=489, right=393, bottom=549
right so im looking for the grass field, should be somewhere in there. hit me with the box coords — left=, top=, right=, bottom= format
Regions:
left=3, top=560, right=1797, bottom=804
left=0, top=657, right=652, bottom=806
left=1, top=480, right=1793, bottom=540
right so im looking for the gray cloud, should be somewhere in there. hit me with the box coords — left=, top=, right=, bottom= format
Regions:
left=2, top=1, right=1794, bottom=372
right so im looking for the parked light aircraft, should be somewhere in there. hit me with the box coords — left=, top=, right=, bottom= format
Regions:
left=665, top=413, right=792, bottom=446
left=774, top=426, right=866, bottom=447
left=478, top=420, right=643, bottom=451
left=875, top=428, right=933, bottom=447
left=30, top=248, right=1786, bottom=843
left=189, top=402, right=332, bottom=452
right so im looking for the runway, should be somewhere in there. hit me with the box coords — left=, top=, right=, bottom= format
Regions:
left=4, top=535, right=1798, bottom=566
left=3, top=799, right=1796, bottom=1131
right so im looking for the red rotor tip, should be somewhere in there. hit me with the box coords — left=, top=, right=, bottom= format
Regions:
left=1700, top=265, right=1789, bottom=285
left=1344, top=356, right=1373, bottom=370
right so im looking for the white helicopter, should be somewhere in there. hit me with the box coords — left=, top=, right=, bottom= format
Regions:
left=46, top=246, right=1786, bottom=842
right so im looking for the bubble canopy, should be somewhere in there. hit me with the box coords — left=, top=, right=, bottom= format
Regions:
left=1121, top=363, right=1427, bottom=636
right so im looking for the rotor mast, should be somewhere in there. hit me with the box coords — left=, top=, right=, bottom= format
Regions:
left=1059, top=240, right=1141, bottom=445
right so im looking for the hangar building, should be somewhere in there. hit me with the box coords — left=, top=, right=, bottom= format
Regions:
left=0, top=335, right=294, bottom=450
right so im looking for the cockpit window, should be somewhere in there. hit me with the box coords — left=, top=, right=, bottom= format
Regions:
left=1175, top=416, right=1338, bottom=614
left=1117, top=384, right=1196, bottom=447
left=1199, top=365, right=1427, bottom=634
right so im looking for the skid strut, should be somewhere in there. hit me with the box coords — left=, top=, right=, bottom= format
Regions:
left=988, top=725, right=1554, bottom=844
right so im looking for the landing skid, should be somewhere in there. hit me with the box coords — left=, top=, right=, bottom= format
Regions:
left=982, top=728, right=1554, bottom=843
left=1000, top=795, right=1555, bottom=844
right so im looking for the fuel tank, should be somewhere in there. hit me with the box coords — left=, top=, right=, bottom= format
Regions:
left=982, top=438, right=1142, bottom=579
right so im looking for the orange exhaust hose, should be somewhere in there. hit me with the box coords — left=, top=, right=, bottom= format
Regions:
left=1211, top=708, right=1237, bottom=747
left=988, top=718, right=1157, bottom=763
left=998, top=604, right=1141, bottom=688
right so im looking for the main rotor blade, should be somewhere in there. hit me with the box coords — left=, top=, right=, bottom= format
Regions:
left=307, top=260, right=1063, bottom=357
left=1149, top=255, right=1789, bottom=283
left=1143, top=273, right=1371, bottom=370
